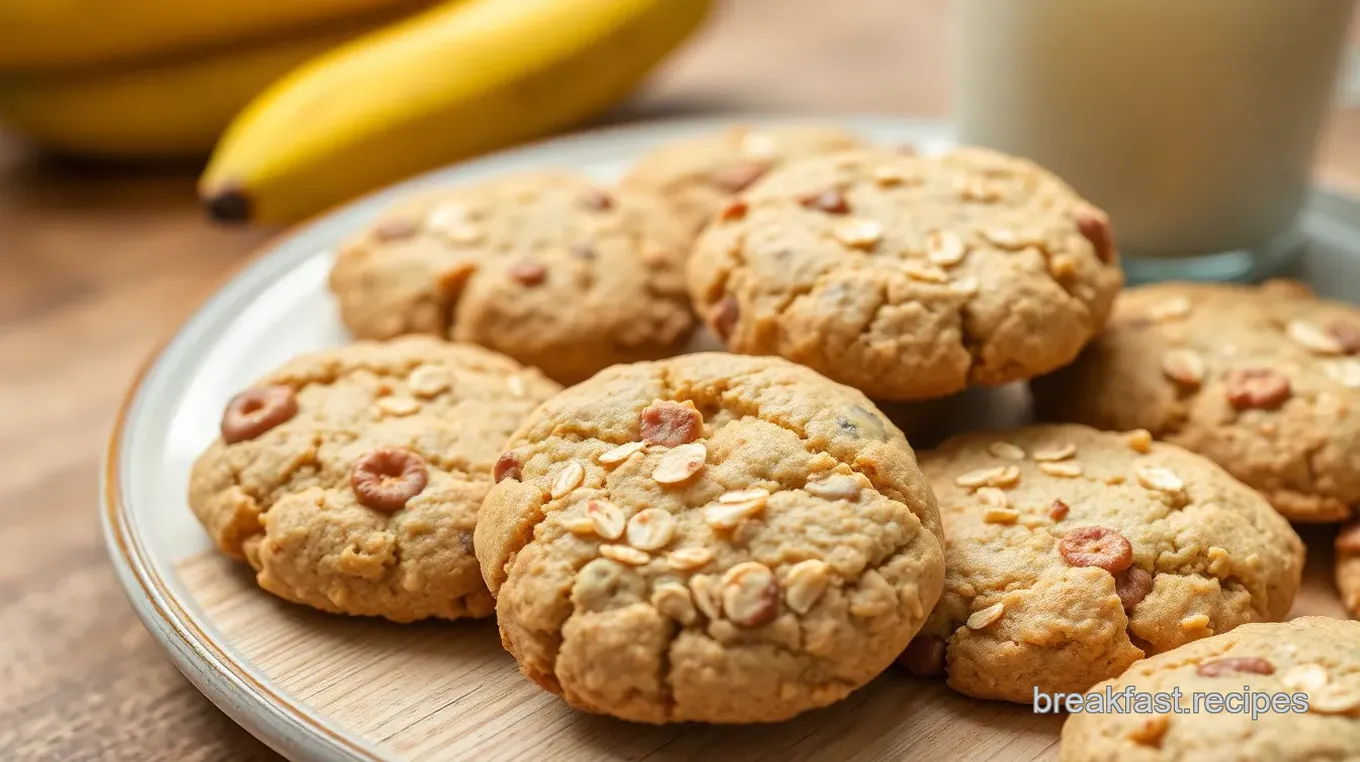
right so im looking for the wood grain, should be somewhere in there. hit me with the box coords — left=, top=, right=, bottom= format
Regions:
left=2, top=0, right=1359, bottom=759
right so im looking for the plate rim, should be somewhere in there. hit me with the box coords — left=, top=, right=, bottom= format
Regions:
left=99, top=114, right=950, bottom=762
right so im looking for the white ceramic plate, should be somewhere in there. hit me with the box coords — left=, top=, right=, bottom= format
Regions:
left=101, top=116, right=959, bottom=761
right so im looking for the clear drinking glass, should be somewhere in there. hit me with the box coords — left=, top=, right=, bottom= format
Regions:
left=952, top=0, right=1355, bottom=282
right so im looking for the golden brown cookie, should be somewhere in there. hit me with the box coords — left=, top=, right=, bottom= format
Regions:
left=474, top=353, right=944, bottom=723
left=1060, top=617, right=1360, bottom=761
left=911, top=424, right=1303, bottom=703
left=1337, top=521, right=1360, bottom=617
left=188, top=337, right=560, bottom=622
left=329, top=172, right=694, bottom=384
left=620, top=123, right=866, bottom=234
left=1034, top=281, right=1360, bottom=522
left=687, top=146, right=1124, bottom=400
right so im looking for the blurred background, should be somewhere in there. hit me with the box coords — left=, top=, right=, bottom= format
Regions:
left=3, top=0, right=1360, bottom=757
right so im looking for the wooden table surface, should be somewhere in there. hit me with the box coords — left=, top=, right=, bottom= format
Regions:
left=3, top=2, right=1359, bottom=759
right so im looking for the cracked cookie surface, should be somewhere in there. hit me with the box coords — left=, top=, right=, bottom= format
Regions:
left=1060, top=617, right=1360, bottom=761
left=912, top=424, right=1303, bottom=703
left=686, top=147, right=1124, bottom=400
left=188, top=337, right=560, bottom=622
left=1034, top=281, right=1360, bottom=522
left=620, top=123, right=866, bottom=235
left=474, top=352, right=944, bottom=723
left=329, top=171, right=694, bottom=384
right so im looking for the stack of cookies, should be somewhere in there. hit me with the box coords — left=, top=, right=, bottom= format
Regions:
left=188, top=124, right=1360, bottom=754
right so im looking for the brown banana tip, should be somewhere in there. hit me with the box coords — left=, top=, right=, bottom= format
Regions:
left=205, top=183, right=252, bottom=224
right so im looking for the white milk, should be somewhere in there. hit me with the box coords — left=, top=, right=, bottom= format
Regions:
left=952, top=0, right=1354, bottom=260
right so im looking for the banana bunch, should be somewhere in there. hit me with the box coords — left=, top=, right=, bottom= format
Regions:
left=0, top=0, right=712, bottom=225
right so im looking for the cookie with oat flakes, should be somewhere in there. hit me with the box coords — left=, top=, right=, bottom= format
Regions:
left=1033, top=281, right=1360, bottom=522
left=909, top=424, right=1302, bottom=704
left=187, top=337, right=559, bottom=622
left=1061, top=617, right=1360, bottom=762
left=474, top=352, right=944, bottom=723
left=620, top=123, right=866, bottom=235
left=329, top=171, right=694, bottom=384
left=687, top=146, right=1124, bottom=401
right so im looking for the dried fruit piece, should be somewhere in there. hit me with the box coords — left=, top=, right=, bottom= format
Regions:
left=667, top=546, right=714, bottom=571
left=1328, top=321, right=1360, bottom=355
left=798, top=189, right=849, bottom=214
left=640, top=400, right=703, bottom=447
left=897, top=635, right=946, bottom=677
left=872, top=165, right=908, bottom=186
left=651, top=583, right=697, bottom=625
left=988, top=441, right=1026, bottom=460
left=626, top=509, right=675, bottom=551
left=375, top=396, right=420, bottom=417
left=652, top=443, right=707, bottom=484
left=783, top=559, right=831, bottom=614
left=1196, top=657, right=1274, bottom=677
left=508, top=261, right=547, bottom=286
left=407, top=365, right=452, bottom=397
left=966, top=602, right=1005, bottom=629
left=1287, top=319, right=1344, bottom=355
left=586, top=500, right=625, bottom=540
left=710, top=160, right=768, bottom=192
left=1115, top=566, right=1154, bottom=612
left=1075, top=206, right=1114, bottom=262
left=834, top=218, right=883, bottom=250
left=711, top=294, right=740, bottom=340
left=1049, top=499, right=1070, bottom=521
left=493, top=452, right=520, bottom=483
left=1161, top=349, right=1206, bottom=387
left=550, top=461, right=585, bottom=498
left=578, top=189, right=613, bottom=211
left=804, top=475, right=861, bottom=501
left=221, top=384, right=298, bottom=444
left=598, top=441, right=646, bottom=464
left=1225, top=367, right=1292, bottom=410
left=722, top=562, right=780, bottom=628
left=1127, top=429, right=1154, bottom=453
left=1135, top=465, right=1185, bottom=496
left=1059, top=526, right=1133, bottom=573
left=351, top=448, right=428, bottom=512
left=926, top=231, right=967, bottom=266
left=599, top=544, right=650, bottom=566
left=1126, top=714, right=1169, bottom=747
left=718, top=199, right=748, bottom=222
left=1281, top=664, right=1329, bottom=693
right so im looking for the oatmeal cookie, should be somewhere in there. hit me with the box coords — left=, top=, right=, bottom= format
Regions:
left=1060, top=617, right=1360, bottom=761
left=1034, top=281, right=1360, bottom=522
left=475, top=353, right=944, bottom=723
left=188, top=337, right=560, bottom=622
left=329, top=171, right=693, bottom=384
left=687, top=147, right=1123, bottom=400
left=909, top=424, right=1303, bottom=703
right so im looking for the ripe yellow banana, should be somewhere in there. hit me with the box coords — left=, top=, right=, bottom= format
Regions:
left=0, top=0, right=426, bottom=70
left=200, top=0, right=713, bottom=225
left=0, top=17, right=404, bottom=159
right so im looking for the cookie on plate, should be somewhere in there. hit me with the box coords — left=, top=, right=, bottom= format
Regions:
left=188, top=337, right=560, bottom=622
left=329, top=172, right=694, bottom=384
left=475, top=353, right=944, bottom=723
left=1060, top=617, right=1360, bottom=762
left=1033, top=281, right=1360, bottom=522
left=908, top=424, right=1303, bottom=704
left=687, top=147, right=1124, bottom=400
left=620, top=123, right=865, bottom=234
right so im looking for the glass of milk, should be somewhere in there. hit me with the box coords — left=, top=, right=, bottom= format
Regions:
left=952, top=0, right=1355, bottom=281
